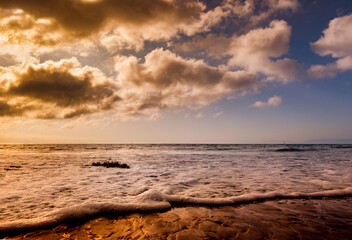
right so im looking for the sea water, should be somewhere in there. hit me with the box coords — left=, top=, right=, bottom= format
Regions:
left=0, top=144, right=351, bottom=232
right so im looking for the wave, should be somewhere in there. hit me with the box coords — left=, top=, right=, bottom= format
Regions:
left=0, top=202, right=171, bottom=237
left=1, top=187, right=352, bottom=236
left=138, top=187, right=352, bottom=205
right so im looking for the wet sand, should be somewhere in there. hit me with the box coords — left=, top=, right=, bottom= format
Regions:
left=3, top=198, right=352, bottom=239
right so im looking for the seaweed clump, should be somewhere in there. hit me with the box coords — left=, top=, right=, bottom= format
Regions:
left=275, top=148, right=302, bottom=152
left=4, top=165, right=22, bottom=171
left=91, top=161, right=130, bottom=169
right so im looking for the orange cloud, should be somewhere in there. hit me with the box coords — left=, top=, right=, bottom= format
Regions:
left=0, top=0, right=303, bottom=122
left=114, top=48, right=259, bottom=117
left=175, top=20, right=301, bottom=83
left=0, top=58, right=120, bottom=119
left=0, top=0, right=221, bottom=51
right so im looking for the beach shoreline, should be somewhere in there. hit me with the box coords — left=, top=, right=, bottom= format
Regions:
left=3, top=197, right=352, bottom=240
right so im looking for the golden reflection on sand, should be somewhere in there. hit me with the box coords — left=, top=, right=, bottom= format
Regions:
left=5, top=197, right=352, bottom=239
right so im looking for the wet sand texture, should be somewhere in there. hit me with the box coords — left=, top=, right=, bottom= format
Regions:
left=3, top=198, right=352, bottom=240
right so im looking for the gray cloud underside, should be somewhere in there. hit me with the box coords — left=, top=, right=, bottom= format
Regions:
left=0, top=58, right=120, bottom=119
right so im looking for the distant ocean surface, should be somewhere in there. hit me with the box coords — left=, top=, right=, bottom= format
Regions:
left=0, top=144, right=351, bottom=232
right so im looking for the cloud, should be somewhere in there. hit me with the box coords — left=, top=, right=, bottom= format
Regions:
left=246, top=0, right=299, bottom=27
left=311, top=14, right=352, bottom=58
left=196, top=112, right=205, bottom=119
left=271, top=0, right=300, bottom=10
left=228, top=20, right=300, bottom=83
left=114, top=48, right=259, bottom=117
left=0, top=0, right=235, bottom=52
left=213, top=111, right=223, bottom=118
left=0, top=0, right=302, bottom=122
left=0, top=54, right=18, bottom=67
left=0, top=101, right=33, bottom=117
left=0, top=0, right=200, bottom=35
left=0, top=58, right=120, bottom=119
left=175, top=19, right=300, bottom=83
left=0, top=9, right=65, bottom=57
left=307, top=63, right=339, bottom=79
left=174, top=34, right=232, bottom=59
left=0, top=0, right=301, bottom=55
left=148, top=112, right=162, bottom=121
left=308, top=14, right=352, bottom=78
left=251, top=95, right=282, bottom=108
left=175, top=0, right=300, bottom=55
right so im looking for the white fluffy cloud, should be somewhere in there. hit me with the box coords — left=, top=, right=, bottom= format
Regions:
left=228, top=20, right=300, bottom=83
left=308, top=14, right=352, bottom=78
left=251, top=95, right=282, bottom=108
left=176, top=20, right=301, bottom=83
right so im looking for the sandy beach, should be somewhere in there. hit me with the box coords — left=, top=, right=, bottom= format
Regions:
left=3, top=197, right=351, bottom=240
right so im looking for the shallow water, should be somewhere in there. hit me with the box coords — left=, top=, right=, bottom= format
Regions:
left=0, top=144, right=351, bottom=231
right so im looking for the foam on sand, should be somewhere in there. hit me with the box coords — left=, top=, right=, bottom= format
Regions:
left=0, top=202, right=171, bottom=236
left=144, top=187, right=352, bottom=205
left=5, top=198, right=352, bottom=239
left=1, top=187, right=352, bottom=236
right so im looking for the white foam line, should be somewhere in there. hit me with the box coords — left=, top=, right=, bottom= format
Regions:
left=1, top=187, right=352, bottom=235
left=164, top=187, right=352, bottom=205
left=0, top=202, right=171, bottom=235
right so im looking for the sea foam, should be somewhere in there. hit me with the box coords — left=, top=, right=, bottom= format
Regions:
left=1, top=187, right=352, bottom=235
left=0, top=144, right=351, bottom=235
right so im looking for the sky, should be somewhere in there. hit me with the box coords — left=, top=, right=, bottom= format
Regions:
left=0, top=0, right=352, bottom=144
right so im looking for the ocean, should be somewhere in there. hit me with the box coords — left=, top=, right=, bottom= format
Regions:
left=0, top=144, right=351, bottom=235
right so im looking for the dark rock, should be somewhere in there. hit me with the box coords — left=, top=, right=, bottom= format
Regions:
left=275, top=148, right=302, bottom=152
left=9, top=165, right=22, bottom=168
left=91, top=161, right=130, bottom=169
